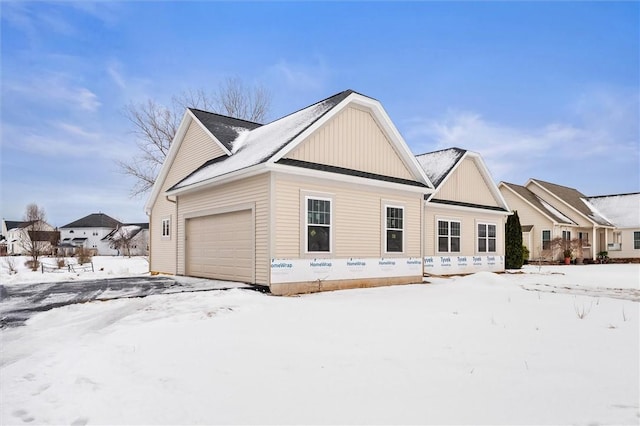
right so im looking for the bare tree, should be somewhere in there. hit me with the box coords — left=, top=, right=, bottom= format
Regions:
left=21, top=203, right=56, bottom=270
left=118, top=77, right=272, bottom=197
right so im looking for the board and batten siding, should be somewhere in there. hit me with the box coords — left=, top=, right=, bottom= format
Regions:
left=424, top=205, right=506, bottom=256
left=284, top=106, right=414, bottom=181
left=437, top=158, right=500, bottom=207
left=150, top=118, right=227, bottom=274
left=273, top=172, right=422, bottom=259
left=176, top=173, right=270, bottom=285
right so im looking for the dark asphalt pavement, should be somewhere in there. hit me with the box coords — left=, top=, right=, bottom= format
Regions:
left=0, top=276, right=258, bottom=327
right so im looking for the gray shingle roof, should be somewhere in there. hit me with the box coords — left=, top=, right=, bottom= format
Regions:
left=188, top=109, right=263, bottom=152
left=531, top=179, right=613, bottom=226
left=61, top=213, right=122, bottom=229
left=502, top=182, right=576, bottom=225
left=415, top=148, right=466, bottom=189
left=171, top=90, right=362, bottom=191
left=4, top=221, right=25, bottom=231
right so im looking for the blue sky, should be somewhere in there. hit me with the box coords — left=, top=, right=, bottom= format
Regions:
left=1, top=1, right=638, bottom=227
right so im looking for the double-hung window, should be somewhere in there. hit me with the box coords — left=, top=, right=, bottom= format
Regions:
left=306, top=197, right=331, bottom=252
left=634, top=231, right=640, bottom=250
left=478, top=223, right=496, bottom=253
left=161, top=217, right=171, bottom=239
left=438, top=220, right=460, bottom=253
left=542, top=230, right=551, bottom=250
left=385, top=206, right=404, bottom=253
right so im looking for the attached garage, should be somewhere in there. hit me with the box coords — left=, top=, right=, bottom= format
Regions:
left=185, top=209, right=254, bottom=283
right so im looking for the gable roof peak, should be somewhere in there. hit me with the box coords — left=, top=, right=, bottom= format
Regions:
left=61, top=213, right=122, bottom=229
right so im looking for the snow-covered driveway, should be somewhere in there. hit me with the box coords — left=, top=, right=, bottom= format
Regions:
left=0, top=275, right=252, bottom=327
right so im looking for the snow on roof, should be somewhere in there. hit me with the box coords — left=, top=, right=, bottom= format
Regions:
left=415, top=148, right=465, bottom=189
left=174, top=95, right=341, bottom=190
left=538, top=198, right=575, bottom=224
left=106, top=225, right=142, bottom=241
left=584, top=193, right=640, bottom=228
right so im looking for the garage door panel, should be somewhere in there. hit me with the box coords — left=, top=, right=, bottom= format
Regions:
left=186, top=210, right=254, bottom=283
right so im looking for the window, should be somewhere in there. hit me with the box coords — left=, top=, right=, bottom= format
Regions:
left=306, top=197, right=331, bottom=252
left=578, top=232, right=589, bottom=244
left=438, top=220, right=460, bottom=253
left=161, top=218, right=171, bottom=238
left=562, top=230, right=571, bottom=241
left=478, top=223, right=497, bottom=253
left=542, top=230, right=551, bottom=250
left=385, top=206, right=404, bottom=253
left=634, top=232, right=640, bottom=250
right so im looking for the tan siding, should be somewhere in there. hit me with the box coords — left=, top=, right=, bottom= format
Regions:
left=176, top=173, right=270, bottom=284
left=285, top=106, right=414, bottom=180
left=150, top=119, right=227, bottom=274
left=437, top=158, right=500, bottom=207
left=499, top=188, right=557, bottom=258
left=274, top=173, right=422, bottom=259
left=423, top=204, right=506, bottom=256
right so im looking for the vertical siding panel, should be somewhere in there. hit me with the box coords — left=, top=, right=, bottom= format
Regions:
left=437, top=158, right=500, bottom=207
left=285, top=107, right=415, bottom=181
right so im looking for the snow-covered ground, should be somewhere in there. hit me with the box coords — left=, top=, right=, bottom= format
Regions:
left=1, top=263, right=638, bottom=425
left=1, top=255, right=150, bottom=286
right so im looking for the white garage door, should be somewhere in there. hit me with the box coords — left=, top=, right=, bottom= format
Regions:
left=185, top=210, right=254, bottom=283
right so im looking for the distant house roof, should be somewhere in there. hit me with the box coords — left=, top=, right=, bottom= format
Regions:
left=102, top=223, right=148, bottom=241
left=585, top=193, right=640, bottom=228
left=4, top=220, right=25, bottom=231
left=61, top=213, right=122, bottom=229
left=171, top=90, right=357, bottom=191
left=415, top=148, right=466, bottom=189
left=501, top=182, right=576, bottom=225
left=529, top=179, right=613, bottom=227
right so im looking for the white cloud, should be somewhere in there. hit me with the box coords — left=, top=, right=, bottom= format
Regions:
left=5, top=73, right=101, bottom=112
left=268, top=56, right=330, bottom=92
left=403, top=88, right=639, bottom=186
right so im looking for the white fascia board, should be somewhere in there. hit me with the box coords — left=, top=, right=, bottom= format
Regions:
left=528, top=179, right=598, bottom=226
left=269, top=93, right=434, bottom=189
left=424, top=200, right=510, bottom=216
left=144, top=109, right=232, bottom=215
left=269, top=163, right=433, bottom=195
left=165, top=163, right=268, bottom=197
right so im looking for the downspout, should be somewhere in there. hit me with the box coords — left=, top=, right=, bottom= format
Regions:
left=592, top=226, right=597, bottom=261
left=166, top=195, right=178, bottom=275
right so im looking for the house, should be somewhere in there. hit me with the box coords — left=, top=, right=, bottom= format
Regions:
left=102, top=223, right=150, bottom=256
left=416, top=148, right=511, bottom=275
left=498, top=179, right=616, bottom=261
left=146, top=90, right=436, bottom=295
left=1, top=219, right=58, bottom=255
left=59, top=213, right=123, bottom=255
left=584, top=193, right=640, bottom=259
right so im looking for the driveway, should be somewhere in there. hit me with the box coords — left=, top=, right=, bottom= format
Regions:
left=0, top=275, right=257, bottom=327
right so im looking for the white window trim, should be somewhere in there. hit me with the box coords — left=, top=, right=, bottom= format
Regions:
left=541, top=229, right=551, bottom=251
left=383, top=204, right=405, bottom=255
left=302, top=193, right=333, bottom=256
left=436, top=218, right=461, bottom=254
left=161, top=217, right=171, bottom=240
left=477, top=222, right=497, bottom=254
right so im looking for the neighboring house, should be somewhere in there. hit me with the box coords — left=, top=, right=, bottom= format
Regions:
left=499, top=179, right=615, bottom=261
left=585, top=193, right=640, bottom=259
left=1, top=219, right=57, bottom=255
left=103, top=223, right=150, bottom=256
left=416, top=148, right=511, bottom=275
left=146, top=90, right=435, bottom=295
left=59, top=213, right=123, bottom=255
